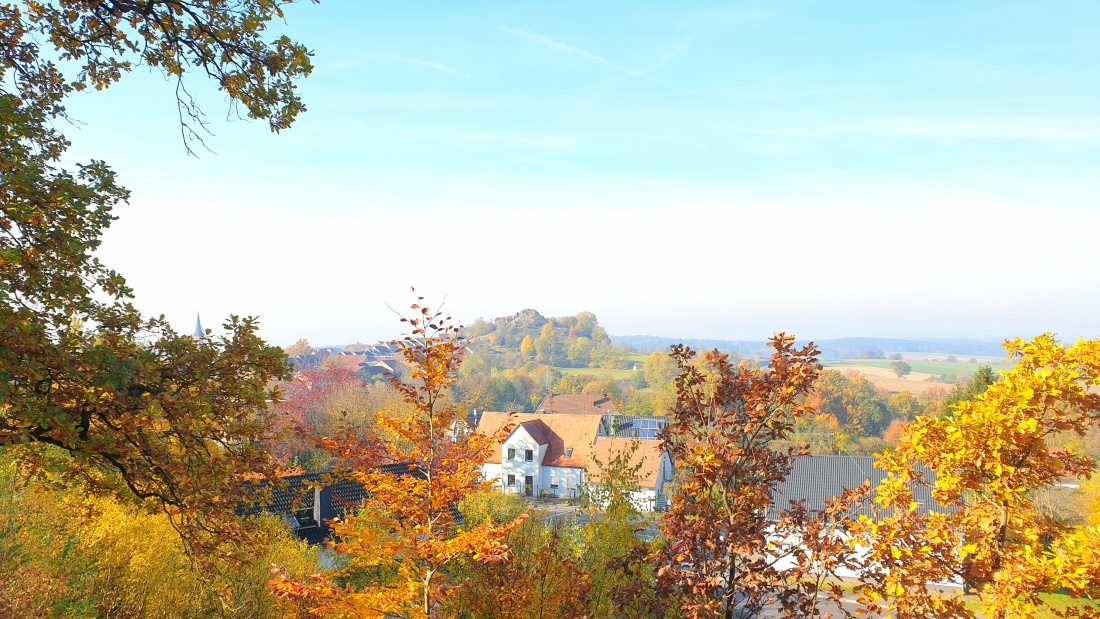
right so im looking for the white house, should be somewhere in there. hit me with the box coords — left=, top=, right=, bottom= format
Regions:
left=477, top=411, right=673, bottom=511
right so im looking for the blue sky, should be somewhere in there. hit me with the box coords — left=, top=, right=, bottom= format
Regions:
left=71, top=1, right=1100, bottom=346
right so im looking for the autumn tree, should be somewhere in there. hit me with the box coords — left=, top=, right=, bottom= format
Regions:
left=0, top=0, right=312, bottom=152
left=815, top=370, right=894, bottom=436
left=852, top=334, right=1100, bottom=619
left=285, top=338, right=315, bottom=358
left=272, top=295, right=522, bottom=618
left=888, top=391, right=922, bottom=421
left=520, top=334, right=536, bottom=358
left=645, top=336, right=861, bottom=619
left=0, top=0, right=312, bottom=562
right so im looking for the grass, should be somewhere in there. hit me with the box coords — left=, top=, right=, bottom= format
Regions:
left=556, top=366, right=639, bottom=380
left=961, top=591, right=1098, bottom=618
left=821, top=583, right=1095, bottom=618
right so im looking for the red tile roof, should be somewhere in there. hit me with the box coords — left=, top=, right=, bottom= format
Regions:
left=588, top=439, right=665, bottom=490
left=478, top=411, right=602, bottom=468
left=536, top=393, right=618, bottom=415
left=518, top=420, right=552, bottom=445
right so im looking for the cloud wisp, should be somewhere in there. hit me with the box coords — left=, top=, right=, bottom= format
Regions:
left=494, top=24, right=666, bottom=84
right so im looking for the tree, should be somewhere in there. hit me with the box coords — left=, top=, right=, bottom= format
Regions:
left=535, top=322, right=558, bottom=364
left=567, top=336, right=594, bottom=367
left=0, top=0, right=311, bottom=562
left=272, top=295, right=522, bottom=618
left=0, top=0, right=312, bottom=153
left=890, top=360, right=912, bottom=378
left=644, top=352, right=680, bottom=388
left=943, top=364, right=999, bottom=411
left=520, top=334, right=535, bottom=358
left=285, top=338, right=314, bottom=357
left=646, top=336, right=860, bottom=619
left=852, top=334, right=1100, bottom=619
left=887, top=391, right=922, bottom=421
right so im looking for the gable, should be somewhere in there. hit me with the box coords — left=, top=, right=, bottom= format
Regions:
left=478, top=411, right=602, bottom=467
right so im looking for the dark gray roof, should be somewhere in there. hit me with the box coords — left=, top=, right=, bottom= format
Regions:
left=238, top=462, right=454, bottom=544
left=768, top=454, right=944, bottom=521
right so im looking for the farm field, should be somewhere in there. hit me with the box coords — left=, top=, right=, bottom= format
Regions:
left=821, top=361, right=972, bottom=395
left=825, top=370, right=954, bottom=395
left=822, top=358, right=1014, bottom=375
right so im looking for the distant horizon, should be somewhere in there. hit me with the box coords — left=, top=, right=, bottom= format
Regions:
left=85, top=1, right=1099, bottom=347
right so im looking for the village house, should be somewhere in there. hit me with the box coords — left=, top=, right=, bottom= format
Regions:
left=476, top=411, right=674, bottom=511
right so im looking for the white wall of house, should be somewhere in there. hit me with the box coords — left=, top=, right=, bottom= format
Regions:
left=500, top=427, right=542, bottom=494
left=541, top=466, right=585, bottom=498
left=590, top=451, right=674, bottom=512
left=482, top=462, right=502, bottom=485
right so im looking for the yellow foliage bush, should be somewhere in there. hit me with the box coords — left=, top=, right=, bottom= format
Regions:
left=0, top=453, right=323, bottom=619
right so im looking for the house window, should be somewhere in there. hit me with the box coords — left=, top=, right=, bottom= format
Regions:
left=507, top=448, right=515, bottom=460
left=507, top=474, right=515, bottom=487
left=565, top=447, right=573, bottom=457
left=525, top=449, right=533, bottom=462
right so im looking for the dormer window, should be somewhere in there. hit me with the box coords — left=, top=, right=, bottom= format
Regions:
left=565, top=448, right=573, bottom=457
left=507, top=448, right=515, bottom=460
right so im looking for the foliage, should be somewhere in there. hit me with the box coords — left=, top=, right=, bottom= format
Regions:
left=642, top=336, right=861, bottom=619
left=272, top=295, right=522, bottom=618
left=459, top=489, right=530, bottom=529
left=0, top=0, right=313, bottom=152
left=0, top=452, right=320, bottom=619
left=812, top=369, right=898, bottom=437
left=274, top=366, right=414, bottom=471
left=285, top=339, right=315, bottom=358
left=943, top=364, right=1000, bottom=412
left=891, top=360, right=913, bottom=378
left=0, top=0, right=309, bottom=569
left=446, top=513, right=591, bottom=619
left=852, top=334, right=1100, bottom=619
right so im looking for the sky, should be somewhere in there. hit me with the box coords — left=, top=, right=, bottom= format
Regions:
left=65, top=0, right=1100, bottom=347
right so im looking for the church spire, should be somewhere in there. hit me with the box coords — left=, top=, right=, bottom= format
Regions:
left=194, top=313, right=204, bottom=340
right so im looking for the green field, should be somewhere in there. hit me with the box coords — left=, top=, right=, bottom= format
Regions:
left=962, top=591, right=1098, bottom=618
left=556, top=366, right=639, bottom=380
left=822, top=359, right=1014, bottom=375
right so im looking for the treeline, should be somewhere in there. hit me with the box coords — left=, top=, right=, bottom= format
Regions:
left=613, top=334, right=1009, bottom=359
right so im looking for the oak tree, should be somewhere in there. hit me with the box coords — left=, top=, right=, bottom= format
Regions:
left=644, top=335, right=862, bottom=619
left=0, top=0, right=312, bottom=564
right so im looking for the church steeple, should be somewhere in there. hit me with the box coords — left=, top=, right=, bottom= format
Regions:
left=193, top=313, right=204, bottom=340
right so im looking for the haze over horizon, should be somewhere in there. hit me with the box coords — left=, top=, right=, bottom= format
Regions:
left=71, top=1, right=1099, bottom=346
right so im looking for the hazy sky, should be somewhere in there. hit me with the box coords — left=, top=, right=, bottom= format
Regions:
left=69, top=1, right=1100, bottom=347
